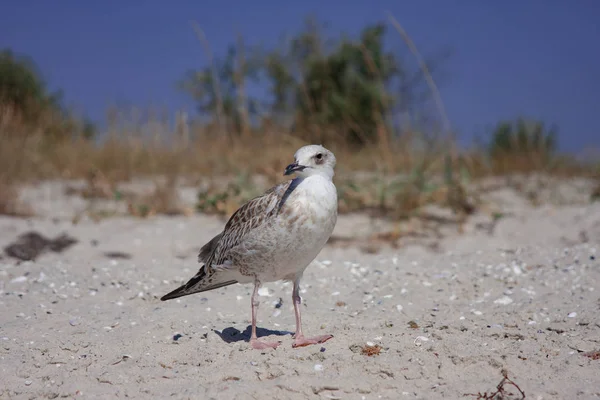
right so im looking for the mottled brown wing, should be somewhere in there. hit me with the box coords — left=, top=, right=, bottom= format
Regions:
left=197, top=233, right=222, bottom=263
left=200, top=180, right=291, bottom=271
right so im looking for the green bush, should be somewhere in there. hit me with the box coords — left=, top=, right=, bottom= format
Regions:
left=489, top=117, right=557, bottom=157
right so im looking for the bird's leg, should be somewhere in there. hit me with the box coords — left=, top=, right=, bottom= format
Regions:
left=291, top=278, right=333, bottom=348
left=291, top=280, right=302, bottom=339
left=249, top=279, right=280, bottom=350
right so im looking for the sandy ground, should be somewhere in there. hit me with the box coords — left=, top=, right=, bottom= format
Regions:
left=1, top=180, right=600, bottom=399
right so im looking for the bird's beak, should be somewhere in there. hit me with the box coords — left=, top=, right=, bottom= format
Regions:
left=284, top=162, right=306, bottom=176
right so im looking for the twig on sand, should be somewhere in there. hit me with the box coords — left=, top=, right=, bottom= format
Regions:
left=464, top=369, right=525, bottom=399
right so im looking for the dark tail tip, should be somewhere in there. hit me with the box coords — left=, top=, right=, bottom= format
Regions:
left=160, top=287, right=185, bottom=301
left=161, top=266, right=207, bottom=301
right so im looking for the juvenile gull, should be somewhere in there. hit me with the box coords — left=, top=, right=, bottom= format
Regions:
left=161, top=144, right=338, bottom=349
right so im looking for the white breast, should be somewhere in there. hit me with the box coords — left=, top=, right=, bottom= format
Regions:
left=235, top=175, right=338, bottom=283
left=293, top=175, right=337, bottom=227
left=267, top=175, right=337, bottom=278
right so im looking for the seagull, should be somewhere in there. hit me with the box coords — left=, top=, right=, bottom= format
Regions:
left=161, top=144, right=338, bottom=350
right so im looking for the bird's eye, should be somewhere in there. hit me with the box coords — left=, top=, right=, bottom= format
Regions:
left=315, top=153, right=323, bottom=160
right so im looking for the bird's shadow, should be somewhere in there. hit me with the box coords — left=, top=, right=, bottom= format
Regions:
left=214, top=325, right=293, bottom=344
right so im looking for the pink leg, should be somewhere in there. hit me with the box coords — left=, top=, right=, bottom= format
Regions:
left=249, top=280, right=280, bottom=350
left=292, top=278, right=333, bottom=348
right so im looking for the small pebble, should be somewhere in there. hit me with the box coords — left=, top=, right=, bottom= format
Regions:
left=567, top=312, right=577, bottom=318
left=494, top=296, right=514, bottom=305
left=173, top=334, right=183, bottom=341
left=414, top=336, right=429, bottom=346
left=24, top=380, right=32, bottom=386
left=512, top=265, right=523, bottom=275
left=314, top=364, right=323, bottom=371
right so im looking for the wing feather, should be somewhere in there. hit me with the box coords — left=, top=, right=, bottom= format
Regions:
left=162, top=179, right=298, bottom=301
left=199, top=180, right=292, bottom=271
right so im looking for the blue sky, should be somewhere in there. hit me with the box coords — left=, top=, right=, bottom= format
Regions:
left=1, top=1, right=599, bottom=151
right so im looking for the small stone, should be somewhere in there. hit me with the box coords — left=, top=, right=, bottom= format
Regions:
left=512, top=265, right=523, bottom=275
left=567, top=312, right=577, bottom=318
left=11, top=276, right=28, bottom=284
left=414, top=336, right=429, bottom=346
left=494, top=296, right=514, bottom=305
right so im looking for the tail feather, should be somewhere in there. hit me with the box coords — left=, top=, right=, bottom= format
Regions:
left=160, top=266, right=238, bottom=301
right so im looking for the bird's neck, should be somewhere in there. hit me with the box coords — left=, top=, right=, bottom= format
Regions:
left=297, top=169, right=334, bottom=181
left=298, top=174, right=337, bottom=200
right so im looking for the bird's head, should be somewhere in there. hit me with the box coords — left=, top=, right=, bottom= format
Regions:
left=284, top=144, right=336, bottom=179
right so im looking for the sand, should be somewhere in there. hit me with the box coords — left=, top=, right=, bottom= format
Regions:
left=1, top=179, right=599, bottom=399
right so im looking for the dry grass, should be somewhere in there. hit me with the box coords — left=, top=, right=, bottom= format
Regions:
left=0, top=111, right=597, bottom=220
left=2, top=14, right=597, bottom=220
left=126, top=174, right=194, bottom=218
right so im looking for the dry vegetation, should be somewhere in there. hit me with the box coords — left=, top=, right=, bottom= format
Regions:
left=1, top=16, right=598, bottom=221
left=1, top=113, right=597, bottom=221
